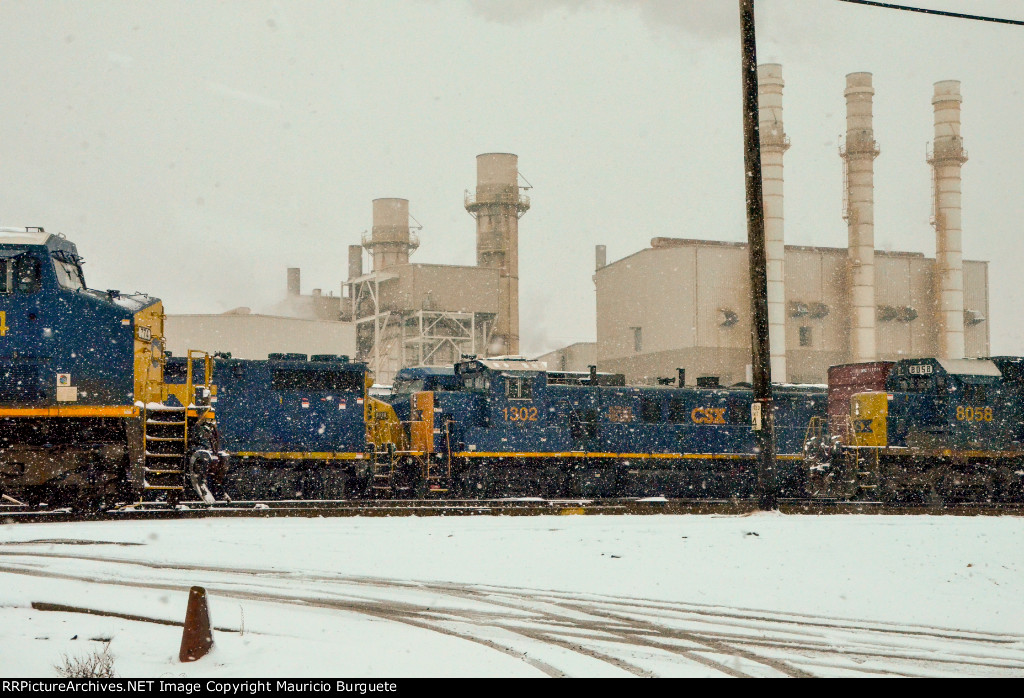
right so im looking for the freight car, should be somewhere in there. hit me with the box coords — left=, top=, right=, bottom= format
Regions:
left=0, top=228, right=219, bottom=508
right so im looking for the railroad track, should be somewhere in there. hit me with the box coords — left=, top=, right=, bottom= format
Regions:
left=2, top=497, right=1022, bottom=523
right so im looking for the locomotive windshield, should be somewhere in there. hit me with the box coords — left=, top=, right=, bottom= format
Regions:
left=51, top=251, right=85, bottom=290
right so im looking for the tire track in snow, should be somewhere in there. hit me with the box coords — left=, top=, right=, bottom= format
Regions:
left=1, top=548, right=1023, bottom=677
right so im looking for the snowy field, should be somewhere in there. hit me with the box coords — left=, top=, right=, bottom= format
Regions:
left=1, top=513, right=1023, bottom=678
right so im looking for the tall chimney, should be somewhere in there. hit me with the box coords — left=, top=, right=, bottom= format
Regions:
left=466, top=153, right=530, bottom=356
left=364, top=198, right=415, bottom=271
left=287, top=267, right=300, bottom=297
left=758, top=64, right=790, bottom=381
left=841, top=72, right=880, bottom=363
left=348, top=244, right=363, bottom=280
left=595, top=244, right=607, bottom=271
left=929, top=80, right=968, bottom=359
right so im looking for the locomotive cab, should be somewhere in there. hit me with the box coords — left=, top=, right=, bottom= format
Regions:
left=880, top=358, right=1007, bottom=450
left=0, top=228, right=178, bottom=505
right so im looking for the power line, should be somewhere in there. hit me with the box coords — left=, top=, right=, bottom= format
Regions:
left=836, top=0, right=1024, bottom=26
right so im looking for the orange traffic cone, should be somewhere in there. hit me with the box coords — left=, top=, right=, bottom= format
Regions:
left=179, top=586, right=214, bottom=662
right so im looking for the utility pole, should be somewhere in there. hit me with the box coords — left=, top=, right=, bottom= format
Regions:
left=739, top=0, right=778, bottom=510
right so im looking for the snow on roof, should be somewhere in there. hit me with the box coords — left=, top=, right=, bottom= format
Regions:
left=109, top=292, right=159, bottom=312
left=936, top=358, right=1002, bottom=377
left=0, top=230, right=51, bottom=246
left=478, top=358, right=547, bottom=372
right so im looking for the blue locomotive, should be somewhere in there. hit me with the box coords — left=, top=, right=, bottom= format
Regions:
left=4, top=229, right=1022, bottom=507
left=212, top=354, right=372, bottom=499
left=391, top=356, right=825, bottom=498
left=808, top=357, right=1024, bottom=502
left=0, top=228, right=218, bottom=507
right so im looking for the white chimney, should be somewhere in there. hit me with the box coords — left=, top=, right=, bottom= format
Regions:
left=929, top=80, right=968, bottom=359
left=841, top=72, right=880, bottom=363
left=758, top=64, right=789, bottom=381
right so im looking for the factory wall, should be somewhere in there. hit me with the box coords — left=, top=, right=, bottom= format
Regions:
left=165, top=313, right=356, bottom=360
left=536, top=342, right=597, bottom=373
left=595, top=239, right=990, bottom=385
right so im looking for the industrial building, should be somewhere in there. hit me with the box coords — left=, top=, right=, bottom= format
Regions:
left=536, top=342, right=597, bottom=373
left=166, top=153, right=530, bottom=384
left=592, top=67, right=990, bottom=386
left=347, top=154, right=530, bottom=384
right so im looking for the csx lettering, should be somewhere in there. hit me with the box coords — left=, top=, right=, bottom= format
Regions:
left=691, top=407, right=726, bottom=425
left=956, top=406, right=993, bottom=422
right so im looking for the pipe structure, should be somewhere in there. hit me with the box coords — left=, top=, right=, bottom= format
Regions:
left=758, top=63, right=790, bottom=382
left=929, top=80, right=968, bottom=359
left=364, top=198, right=414, bottom=271
left=595, top=244, right=607, bottom=271
left=347, top=245, right=363, bottom=280
left=841, top=72, right=880, bottom=363
left=287, top=268, right=300, bottom=297
left=466, top=153, right=530, bottom=356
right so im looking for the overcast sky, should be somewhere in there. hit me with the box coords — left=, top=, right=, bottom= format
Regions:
left=1, top=0, right=1022, bottom=356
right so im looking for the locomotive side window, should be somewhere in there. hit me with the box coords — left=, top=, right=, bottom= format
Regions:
left=505, top=376, right=532, bottom=399
left=272, top=369, right=364, bottom=392
left=1, top=256, right=41, bottom=295
left=51, top=253, right=84, bottom=290
left=0, top=258, right=12, bottom=293
left=15, top=256, right=41, bottom=294
left=640, top=396, right=662, bottom=423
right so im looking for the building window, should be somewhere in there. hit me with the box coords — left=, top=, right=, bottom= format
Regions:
left=632, top=327, right=643, bottom=353
left=799, top=326, right=812, bottom=347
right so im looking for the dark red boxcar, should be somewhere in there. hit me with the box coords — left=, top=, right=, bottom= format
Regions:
left=827, top=362, right=895, bottom=443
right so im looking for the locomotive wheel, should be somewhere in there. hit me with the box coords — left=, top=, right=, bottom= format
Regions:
left=186, top=451, right=216, bottom=503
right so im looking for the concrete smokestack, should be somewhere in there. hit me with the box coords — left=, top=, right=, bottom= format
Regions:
left=929, top=80, right=968, bottom=359
left=348, top=245, right=363, bottom=280
left=466, top=153, right=530, bottom=356
left=287, top=267, right=300, bottom=297
left=595, top=244, right=607, bottom=271
left=758, top=64, right=790, bottom=381
left=364, top=198, right=414, bottom=271
left=841, top=72, right=880, bottom=363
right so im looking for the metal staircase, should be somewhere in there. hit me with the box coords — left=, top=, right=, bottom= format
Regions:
left=140, top=349, right=214, bottom=501
left=371, top=444, right=396, bottom=495
left=142, top=405, right=187, bottom=496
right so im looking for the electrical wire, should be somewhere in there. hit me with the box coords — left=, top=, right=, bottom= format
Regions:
left=836, top=0, right=1024, bottom=26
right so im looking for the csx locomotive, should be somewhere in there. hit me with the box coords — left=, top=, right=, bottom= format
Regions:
left=2, top=228, right=1022, bottom=507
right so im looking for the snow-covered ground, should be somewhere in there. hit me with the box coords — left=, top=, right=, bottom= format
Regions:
left=1, top=513, right=1022, bottom=677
